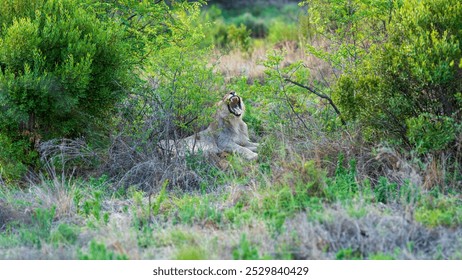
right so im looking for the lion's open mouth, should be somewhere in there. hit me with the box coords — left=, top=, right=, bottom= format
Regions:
left=228, top=95, right=243, bottom=117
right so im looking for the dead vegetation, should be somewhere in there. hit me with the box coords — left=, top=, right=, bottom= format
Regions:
left=281, top=206, right=462, bottom=260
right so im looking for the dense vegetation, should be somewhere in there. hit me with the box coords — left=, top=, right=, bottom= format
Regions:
left=0, top=0, right=461, bottom=260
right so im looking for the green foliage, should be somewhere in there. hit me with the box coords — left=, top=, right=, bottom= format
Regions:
left=79, top=240, right=128, bottom=260
left=0, top=134, right=31, bottom=182
left=81, top=190, right=103, bottom=222
left=232, top=234, right=261, bottom=260
left=173, top=195, right=222, bottom=225
left=19, top=207, right=56, bottom=248
left=259, top=50, right=323, bottom=134
left=256, top=159, right=325, bottom=231
left=76, top=181, right=110, bottom=226
left=268, top=20, right=299, bottom=44
left=332, top=0, right=462, bottom=152
left=227, top=24, right=252, bottom=52
left=0, top=0, right=131, bottom=181
left=230, top=13, right=268, bottom=39
left=152, top=181, right=168, bottom=216
left=302, top=0, right=392, bottom=70
left=373, top=177, right=399, bottom=204
left=0, top=0, right=46, bottom=29
left=415, top=195, right=462, bottom=228
left=185, top=153, right=226, bottom=190
left=176, top=246, right=207, bottom=260
left=407, top=114, right=458, bottom=155
left=140, top=2, right=223, bottom=139
left=200, top=5, right=229, bottom=48
left=50, top=223, right=79, bottom=246
left=0, top=0, right=131, bottom=137
left=131, top=189, right=150, bottom=228
left=369, top=252, right=395, bottom=260
left=201, top=3, right=301, bottom=50
left=335, top=248, right=362, bottom=260
left=325, top=155, right=358, bottom=201
left=136, top=223, right=156, bottom=249
left=0, top=227, right=21, bottom=248
left=87, top=0, right=178, bottom=57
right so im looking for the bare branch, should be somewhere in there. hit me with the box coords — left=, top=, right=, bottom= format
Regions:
left=284, top=78, right=347, bottom=126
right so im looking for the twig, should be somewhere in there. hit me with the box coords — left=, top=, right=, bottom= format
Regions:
left=284, top=78, right=347, bottom=126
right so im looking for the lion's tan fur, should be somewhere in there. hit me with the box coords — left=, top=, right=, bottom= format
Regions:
left=160, top=92, right=258, bottom=160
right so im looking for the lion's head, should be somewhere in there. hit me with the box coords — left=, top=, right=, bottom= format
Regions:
left=223, top=91, right=244, bottom=117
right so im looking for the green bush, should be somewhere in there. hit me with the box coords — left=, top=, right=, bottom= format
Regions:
left=138, top=3, right=223, bottom=140
left=333, top=0, right=462, bottom=152
left=0, top=134, right=31, bottom=182
left=201, top=8, right=229, bottom=48
left=0, top=0, right=131, bottom=181
left=268, top=20, right=299, bottom=44
left=407, top=114, right=458, bottom=155
left=231, top=13, right=268, bottom=39
left=335, top=248, right=362, bottom=260
left=373, top=177, right=398, bottom=204
left=227, top=24, right=252, bottom=52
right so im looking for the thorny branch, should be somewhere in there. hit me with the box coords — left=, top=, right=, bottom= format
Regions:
left=284, top=77, right=347, bottom=126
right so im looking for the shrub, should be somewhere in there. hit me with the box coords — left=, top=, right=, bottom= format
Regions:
left=0, top=134, right=31, bottom=182
left=231, top=13, right=268, bottom=39
left=0, top=0, right=131, bottom=181
left=228, top=24, right=252, bottom=52
left=136, top=2, right=223, bottom=141
left=373, top=177, right=398, bottom=204
left=201, top=6, right=229, bottom=48
left=268, top=20, right=299, bottom=44
left=333, top=0, right=462, bottom=153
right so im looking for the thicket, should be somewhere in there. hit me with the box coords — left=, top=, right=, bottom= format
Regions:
left=302, top=0, right=462, bottom=156
left=0, top=0, right=216, bottom=183
left=0, top=0, right=132, bottom=181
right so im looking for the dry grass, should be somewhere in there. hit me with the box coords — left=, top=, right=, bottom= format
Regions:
left=28, top=170, right=77, bottom=219
left=281, top=205, right=462, bottom=259
left=3, top=189, right=461, bottom=260
left=212, top=41, right=331, bottom=83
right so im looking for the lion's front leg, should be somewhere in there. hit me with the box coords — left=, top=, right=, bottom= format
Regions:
left=234, top=145, right=258, bottom=161
left=236, top=138, right=259, bottom=152
left=236, top=122, right=259, bottom=152
left=245, top=141, right=259, bottom=152
left=219, top=141, right=258, bottom=161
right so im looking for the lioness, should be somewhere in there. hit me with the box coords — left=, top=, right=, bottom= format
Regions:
left=161, top=91, right=259, bottom=160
